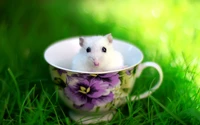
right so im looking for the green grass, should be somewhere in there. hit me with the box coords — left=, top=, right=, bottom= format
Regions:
left=0, top=0, right=200, bottom=124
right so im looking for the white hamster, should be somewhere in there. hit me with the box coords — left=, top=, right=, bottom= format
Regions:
left=71, top=33, right=124, bottom=72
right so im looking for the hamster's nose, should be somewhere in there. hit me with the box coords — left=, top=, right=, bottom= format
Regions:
left=90, top=58, right=99, bottom=67
left=94, top=61, right=99, bottom=66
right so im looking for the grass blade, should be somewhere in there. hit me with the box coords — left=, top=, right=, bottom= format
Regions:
left=150, top=95, right=187, bottom=125
left=19, top=85, right=36, bottom=124
left=7, top=68, right=21, bottom=107
left=40, top=81, right=60, bottom=125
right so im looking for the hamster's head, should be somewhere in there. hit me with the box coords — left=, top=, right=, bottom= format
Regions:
left=79, top=33, right=114, bottom=68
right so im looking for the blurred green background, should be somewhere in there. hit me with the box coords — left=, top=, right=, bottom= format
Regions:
left=0, top=0, right=200, bottom=124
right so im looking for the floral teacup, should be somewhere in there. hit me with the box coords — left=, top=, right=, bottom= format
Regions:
left=44, top=37, right=163, bottom=124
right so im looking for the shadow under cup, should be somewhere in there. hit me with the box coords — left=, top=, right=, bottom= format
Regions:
left=44, top=37, right=163, bottom=124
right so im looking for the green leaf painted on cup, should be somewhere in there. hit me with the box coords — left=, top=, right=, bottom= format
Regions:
left=54, top=77, right=66, bottom=89
left=121, top=88, right=130, bottom=93
left=95, top=106, right=100, bottom=113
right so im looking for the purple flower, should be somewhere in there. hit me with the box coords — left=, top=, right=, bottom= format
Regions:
left=97, top=73, right=120, bottom=88
left=64, top=78, right=113, bottom=110
left=64, top=72, right=119, bottom=110
left=67, top=73, right=120, bottom=88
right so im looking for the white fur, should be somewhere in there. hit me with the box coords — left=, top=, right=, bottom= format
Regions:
left=71, top=34, right=124, bottom=72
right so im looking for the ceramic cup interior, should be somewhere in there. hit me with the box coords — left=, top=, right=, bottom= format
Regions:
left=44, top=37, right=143, bottom=73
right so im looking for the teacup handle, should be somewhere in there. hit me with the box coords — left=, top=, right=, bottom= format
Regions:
left=131, top=62, right=163, bottom=101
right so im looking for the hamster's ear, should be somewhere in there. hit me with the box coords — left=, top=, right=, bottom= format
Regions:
left=105, top=33, right=113, bottom=43
left=79, top=37, right=84, bottom=47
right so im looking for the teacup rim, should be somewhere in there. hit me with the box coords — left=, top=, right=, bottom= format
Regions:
left=44, top=36, right=144, bottom=74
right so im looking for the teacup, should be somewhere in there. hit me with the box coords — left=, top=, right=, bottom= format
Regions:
left=44, top=37, right=163, bottom=124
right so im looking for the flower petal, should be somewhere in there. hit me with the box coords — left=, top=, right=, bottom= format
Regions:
left=87, top=78, right=109, bottom=98
left=98, top=73, right=118, bottom=78
left=64, top=87, right=87, bottom=106
left=100, top=73, right=120, bottom=88
left=68, top=79, right=90, bottom=90
left=80, top=103, right=95, bottom=111
left=92, top=92, right=114, bottom=106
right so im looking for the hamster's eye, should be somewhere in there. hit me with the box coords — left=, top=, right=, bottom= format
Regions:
left=102, top=47, right=107, bottom=53
left=86, top=47, right=91, bottom=53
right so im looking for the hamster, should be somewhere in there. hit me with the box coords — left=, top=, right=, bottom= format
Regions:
left=71, top=33, right=124, bottom=72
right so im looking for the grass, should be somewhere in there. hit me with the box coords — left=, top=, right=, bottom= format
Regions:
left=0, top=0, right=200, bottom=124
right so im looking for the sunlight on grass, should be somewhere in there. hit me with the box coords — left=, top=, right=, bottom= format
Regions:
left=81, top=0, right=200, bottom=86
left=82, top=0, right=200, bottom=53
